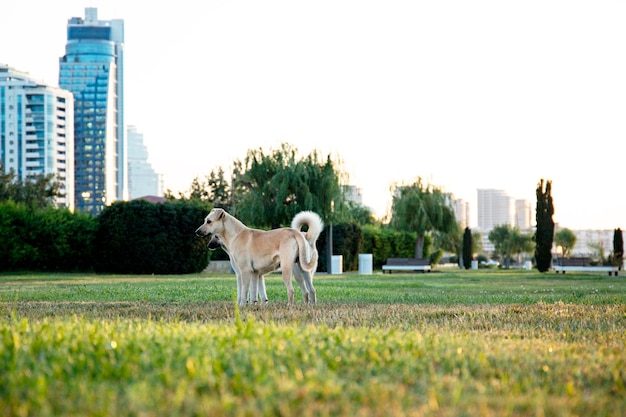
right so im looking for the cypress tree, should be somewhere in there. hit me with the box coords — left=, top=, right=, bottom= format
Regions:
left=534, top=179, right=554, bottom=272
left=613, top=228, right=624, bottom=268
left=462, top=227, right=472, bottom=269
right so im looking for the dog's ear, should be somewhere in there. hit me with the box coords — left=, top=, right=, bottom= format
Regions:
left=217, top=209, right=225, bottom=220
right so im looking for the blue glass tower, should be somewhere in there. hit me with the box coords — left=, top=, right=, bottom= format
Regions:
left=59, top=7, right=126, bottom=215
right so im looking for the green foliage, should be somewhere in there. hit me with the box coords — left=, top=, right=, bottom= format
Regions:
left=390, top=177, right=458, bottom=258
left=317, top=222, right=364, bottom=271
left=534, top=179, right=555, bottom=272
left=0, top=202, right=96, bottom=272
left=361, top=225, right=431, bottom=269
left=166, top=167, right=232, bottom=209
left=234, top=143, right=344, bottom=228
left=611, top=228, right=624, bottom=268
left=0, top=164, right=64, bottom=209
left=489, top=225, right=534, bottom=268
left=554, top=228, right=577, bottom=257
left=94, top=200, right=209, bottom=274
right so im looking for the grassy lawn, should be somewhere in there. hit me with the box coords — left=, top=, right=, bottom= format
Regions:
left=1, top=268, right=625, bottom=416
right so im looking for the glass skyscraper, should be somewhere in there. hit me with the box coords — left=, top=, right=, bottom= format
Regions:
left=59, top=7, right=126, bottom=215
left=0, top=64, right=75, bottom=210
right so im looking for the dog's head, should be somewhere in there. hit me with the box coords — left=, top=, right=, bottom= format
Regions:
left=195, top=208, right=227, bottom=237
left=207, top=234, right=223, bottom=250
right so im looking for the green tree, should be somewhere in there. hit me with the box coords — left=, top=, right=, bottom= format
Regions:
left=0, top=164, right=64, bottom=209
left=94, top=200, right=208, bottom=274
left=166, top=167, right=231, bottom=209
left=389, top=178, right=459, bottom=259
left=554, top=228, right=577, bottom=257
left=234, top=143, right=344, bottom=228
left=489, top=225, right=512, bottom=267
left=612, top=228, right=624, bottom=268
left=534, top=179, right=554, bottom=272
left=462, top=227, right=472, bottom=269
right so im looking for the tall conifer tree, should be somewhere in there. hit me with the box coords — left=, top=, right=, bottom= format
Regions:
left=534, top=179, right=554, bottom=272
left=613, top=228, right=624, bottom=268
left=462, top=227, right=472, bottom=269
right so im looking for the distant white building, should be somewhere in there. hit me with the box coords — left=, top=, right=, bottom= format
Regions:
left=0, top=64, right=75, bottom=210
left=477, top=188, right=532, bottom=232
left=127, top=126, right=162, bottom=199
left=451, top=196, right=470, bottom=230
left=342, top=185, right=363, bottom=206
left=567, top=229, right=618, bottom=258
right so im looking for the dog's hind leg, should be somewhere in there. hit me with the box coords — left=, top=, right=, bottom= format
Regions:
left=300, top=269, right=316, bottom=304
left=292, top=264, right=310, bottom=303
left=249, top=274, right=260, bottom=305
left=280, top=264, right=295, bottom=305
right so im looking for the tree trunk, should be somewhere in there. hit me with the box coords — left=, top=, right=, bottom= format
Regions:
left=415, top=234, right=425, bottom=259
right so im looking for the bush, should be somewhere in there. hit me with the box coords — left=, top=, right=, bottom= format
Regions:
left=361, top=225, right=432, bottom=269
left=0, top=202, right=97, bottom=272
left=94, top=200, right=210, bottom=274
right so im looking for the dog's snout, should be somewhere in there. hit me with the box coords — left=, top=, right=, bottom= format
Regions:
left=195, top=227, right=204, bottom=237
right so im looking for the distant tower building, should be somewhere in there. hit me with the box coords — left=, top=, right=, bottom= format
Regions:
left=476, top=189, right=515, bottom=231
left=0, top=64, right=75, bottom=210
left=127, top=126, right=162, bottom=199
left=515, top=199, right=533, bottom=230
left=59, top=7, right=126, bottom=215
left=451, top=196, right=470, bottom=230
left=342, top=185, right=363, bottom=206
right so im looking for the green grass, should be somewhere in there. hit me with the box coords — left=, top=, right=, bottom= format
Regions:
left=1, top=269, right=625, bottom=416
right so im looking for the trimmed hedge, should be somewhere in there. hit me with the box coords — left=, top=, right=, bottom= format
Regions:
left=94, top=200, right=209, bottom=274
left=0, top=202, right=96, bottom=272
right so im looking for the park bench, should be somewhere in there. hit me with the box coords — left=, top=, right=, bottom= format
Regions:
left=553, top=257, right=620, bottom=276
left=382, top=258, right=431, bottom=273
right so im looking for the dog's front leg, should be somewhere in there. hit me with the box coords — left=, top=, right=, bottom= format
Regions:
left=258, top=275, right=268, bottom=304
left=239, top=273, right=252, bottom=307
left=249, top=274, right=259, bottom=305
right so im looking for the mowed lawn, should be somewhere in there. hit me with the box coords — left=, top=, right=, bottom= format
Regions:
left=1, top=268, right=625, bottom=416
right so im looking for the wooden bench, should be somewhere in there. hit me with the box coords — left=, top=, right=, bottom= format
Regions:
left=382, top=258, right=431, bottom=273
left=553, top=257, right=620, bottom=276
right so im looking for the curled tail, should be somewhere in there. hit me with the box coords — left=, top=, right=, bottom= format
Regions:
left=291, top=211, right=324, bottom=246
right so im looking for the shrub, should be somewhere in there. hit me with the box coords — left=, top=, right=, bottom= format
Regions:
left=94, top=200, right=209, bottom=274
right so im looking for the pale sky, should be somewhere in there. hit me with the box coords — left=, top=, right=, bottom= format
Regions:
left=2, top=1, right=626, bottom=230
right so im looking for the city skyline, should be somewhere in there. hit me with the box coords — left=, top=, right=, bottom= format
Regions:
left=2, top=1, right=625, bottom=229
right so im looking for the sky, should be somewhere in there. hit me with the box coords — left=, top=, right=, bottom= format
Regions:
left=2, top=1, right=626, bottom=230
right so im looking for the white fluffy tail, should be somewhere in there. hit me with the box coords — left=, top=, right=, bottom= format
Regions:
left=291, top=211, right=324, bottom=246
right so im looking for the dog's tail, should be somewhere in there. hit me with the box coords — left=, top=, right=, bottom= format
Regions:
left=295, top=232, right=319, bottom=272
left=291, top=211, right=324, bottom=246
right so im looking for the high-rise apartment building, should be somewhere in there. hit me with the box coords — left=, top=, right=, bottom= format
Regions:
left=0, top=64, right=74, bottom=210
left=451, top=196, right=470, bottom=230
left=127, top=126, right=162, bottom=199
left=477, top=189, right=533, bottom=232
left=515, top=199, right=533, bottom=230
left=59, top=7, right=126, bottom=215
left=476, top=189, right=515, bottom=231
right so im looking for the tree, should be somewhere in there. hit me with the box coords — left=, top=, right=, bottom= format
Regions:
left=389, top=178, right=459, bottom=259
left=0, top=163, right=64, bottom=210
left=462, top=227, right=472, bottom=269
left=534, top=179, right=554, bottom=272
left=489, top=225, right=534, bottom=268
left=489, top=225, right=512, bottom=267
left=612, top=228, right=624, bottom=268
left=554, top=228, right=577, bottom=257
left=234, top=143, right=344, bottom=228
left=166, top=167, right=231, bottom=209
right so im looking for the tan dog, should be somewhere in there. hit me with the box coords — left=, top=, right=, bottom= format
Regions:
left=195, top=208, right=323, bottom=306
left=207, top=234, right=268, bottom=304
